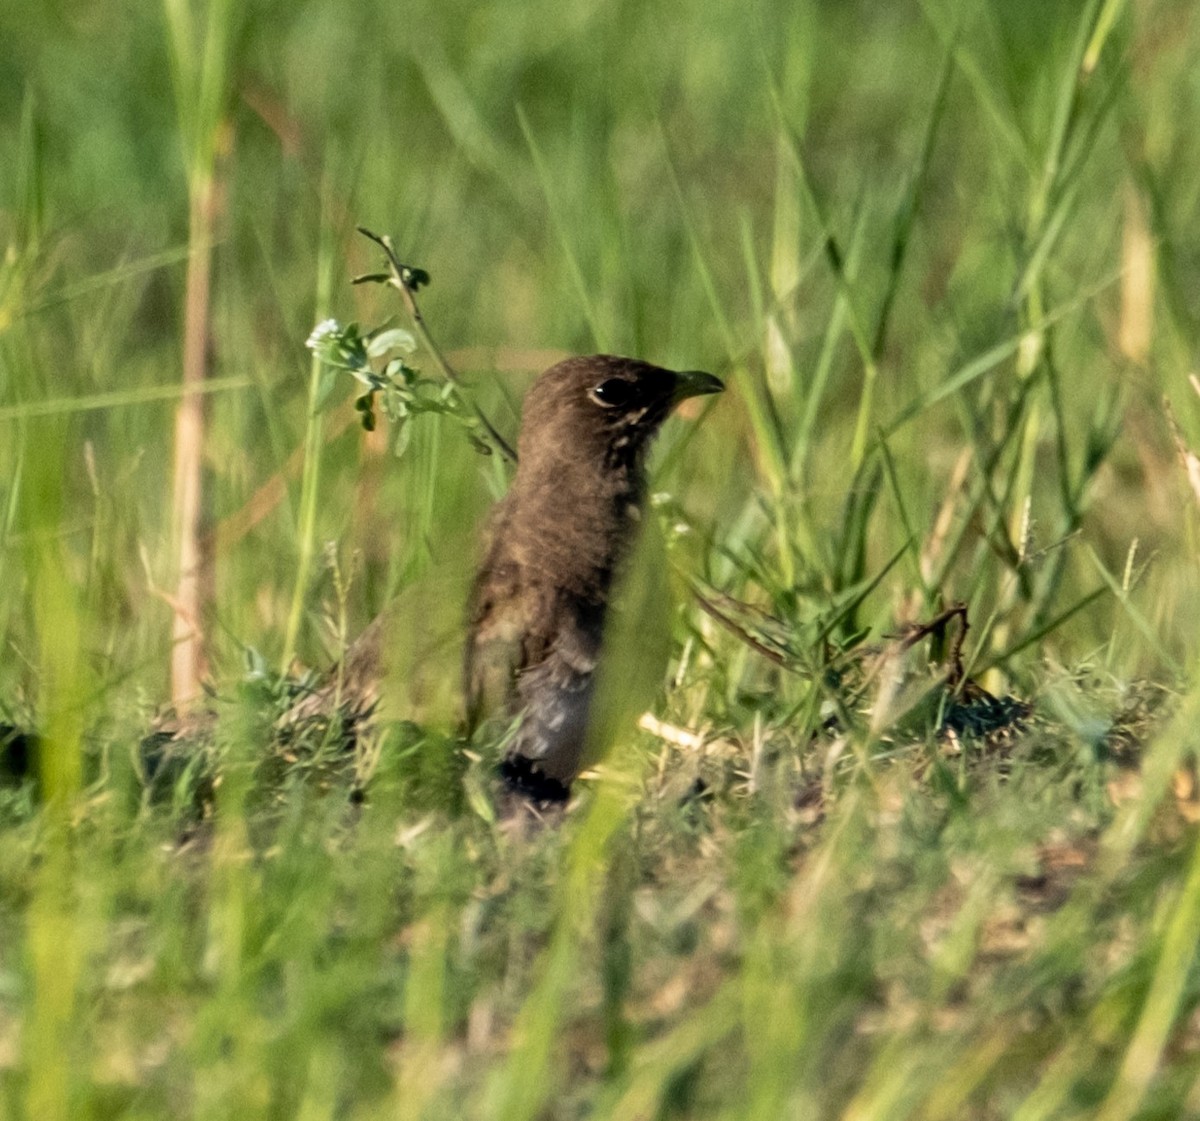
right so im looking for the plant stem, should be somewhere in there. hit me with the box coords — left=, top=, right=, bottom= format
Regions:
left=282, top=206, right=335, bottom=671
left=171, top=172, right=216, bottom=706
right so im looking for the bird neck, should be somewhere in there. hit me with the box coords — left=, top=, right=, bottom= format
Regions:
left=508, top=455, right=644, bottom=601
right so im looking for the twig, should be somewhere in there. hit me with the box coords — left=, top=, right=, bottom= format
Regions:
left=353, top=227, right=517, bottom=463
left=887, top=601, right=969, bottom=687
left=690, top=586, right=794, bottom=670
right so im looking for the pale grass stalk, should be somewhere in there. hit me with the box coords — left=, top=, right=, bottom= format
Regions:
left=163, top=0, right=236, bottom=706
left=1118, top=181, right=1154, bottom=365
left=1164, top=398, right=1200, bottom=510
left=171, top=175, right=216, bottom=706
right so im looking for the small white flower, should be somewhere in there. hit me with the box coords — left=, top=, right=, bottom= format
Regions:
left=305, top=318, right=341, bottom=351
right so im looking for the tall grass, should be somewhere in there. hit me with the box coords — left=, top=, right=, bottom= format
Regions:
left=161, top=0, right=240, bottom=706
left=2, top=0, right=1200, bottom=1118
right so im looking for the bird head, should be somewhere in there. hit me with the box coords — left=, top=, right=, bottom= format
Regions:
left=516, top=355, right=724, bottom=476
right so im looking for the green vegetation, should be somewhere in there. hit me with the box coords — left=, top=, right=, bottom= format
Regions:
left=4, top=0, right=1200, bottom=1116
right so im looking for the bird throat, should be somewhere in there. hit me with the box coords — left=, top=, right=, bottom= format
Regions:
left=507, top=455, right=644, bottom=605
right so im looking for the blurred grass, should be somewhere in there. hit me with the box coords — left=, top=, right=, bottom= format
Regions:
left=4, top=0, right=1200, bottom=1117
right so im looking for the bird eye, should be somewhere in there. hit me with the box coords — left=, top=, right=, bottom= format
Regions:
left=589, top=378, right=635, bottom=408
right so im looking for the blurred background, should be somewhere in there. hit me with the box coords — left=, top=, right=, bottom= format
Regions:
left=2, top=0, right=1199, bottom=721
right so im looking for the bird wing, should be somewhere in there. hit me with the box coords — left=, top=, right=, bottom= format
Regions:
left=506, top=595, right=600, bottom=783
left=464, top=564, right=525, bottom=731
left=467, top=561, right=603, bottom=786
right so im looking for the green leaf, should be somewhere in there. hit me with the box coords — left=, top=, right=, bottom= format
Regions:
left=384, top=357, right=418, bottom=383
left=367, top=328, right=417, bottom=358
left=400, top=265, right=430, bottom=290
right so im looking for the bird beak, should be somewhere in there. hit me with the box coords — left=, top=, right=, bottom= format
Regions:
left=671, top=369, right=724, bottom=404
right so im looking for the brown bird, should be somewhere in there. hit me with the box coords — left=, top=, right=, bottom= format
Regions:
left=465, top=354, right=723, bottom=802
